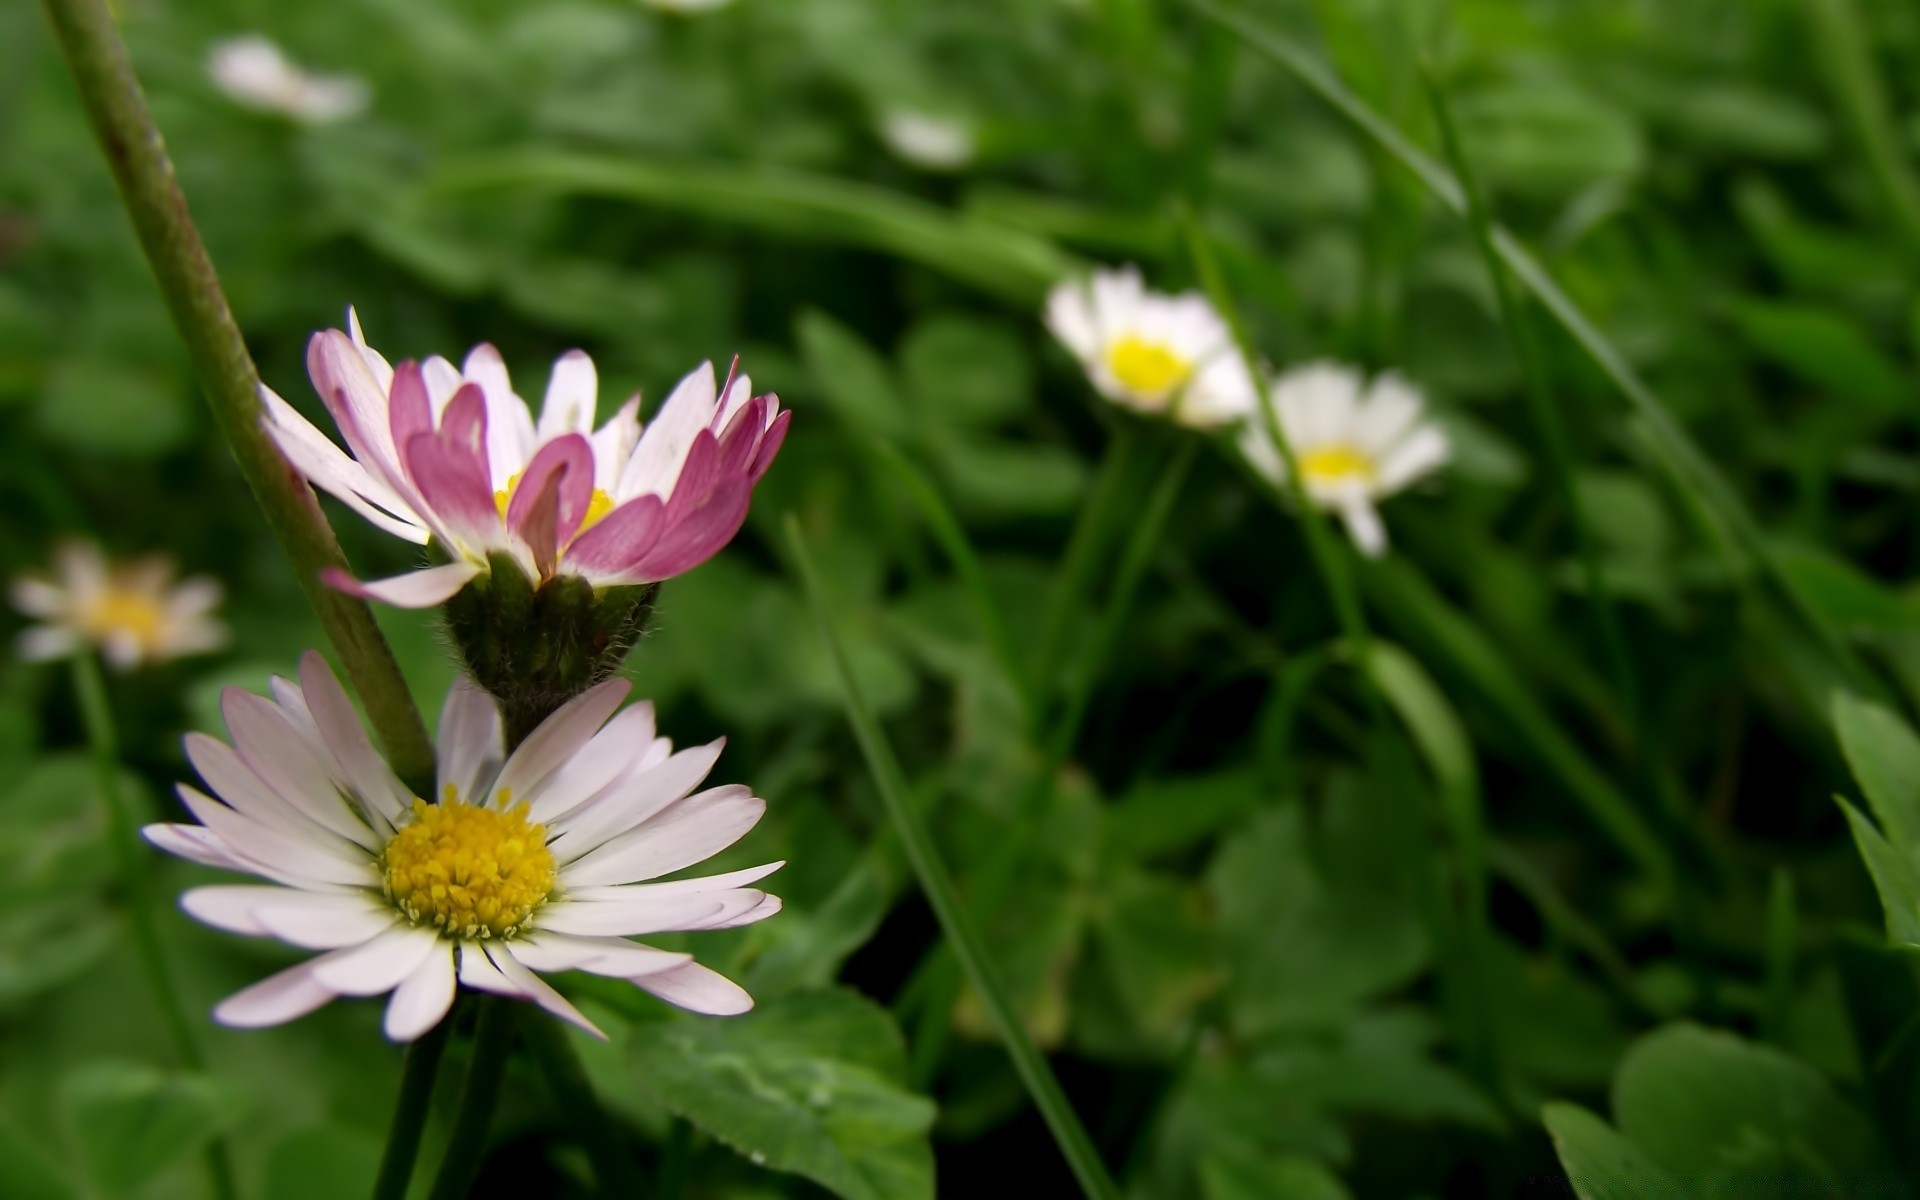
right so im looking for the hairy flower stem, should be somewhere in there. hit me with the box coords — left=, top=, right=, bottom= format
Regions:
left=72, top=653, right=238, bottom=1200
left=39, top=0, right=435, bottom=794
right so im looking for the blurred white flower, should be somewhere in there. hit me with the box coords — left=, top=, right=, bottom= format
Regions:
left=206, top=36, right=369, bottom=124
left=1044, top=266, right=1255, bottom=429
left=146, top=653, right=781, bottom=1041
left=11, top=542, right=226, bottom=670
left=1239, top=362, right=1450, bottom=557
left=879, top=110, right=975, bottom=170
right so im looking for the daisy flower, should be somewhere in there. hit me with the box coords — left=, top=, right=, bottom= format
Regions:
left=1239, top=362, right=1450, bottom=557
left=1044, top=266, right=1255, bottom=429
left=206, top=36, right=369, bottom=124
left=879, top=110, right=975, bottom=170
left=263, top=312, right=789, bottom=608
left=144, top=652, right=779, bottom=1040
left=11, top=541, right=226, bottom=669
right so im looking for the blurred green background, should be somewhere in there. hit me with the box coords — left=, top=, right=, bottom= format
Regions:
left=8, top=0, right=1920, bottom=1196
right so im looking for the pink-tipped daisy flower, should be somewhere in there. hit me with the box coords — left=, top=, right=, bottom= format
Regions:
left=263, top=311, right=790, bottom=608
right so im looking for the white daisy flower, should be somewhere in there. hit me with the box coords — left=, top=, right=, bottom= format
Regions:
left=1239, top=361, right=1450, bottom=557
left=879, top=110, right=975, bottom=170
left=263, top=310, right=787, bottom=609
left=206, top=36, right=369, bottom=124
left=1044, top=265, right=1256, bottom=429
left=144, top=652, right=780, bottom=1041
left=11, top=542, right=226, bottom=670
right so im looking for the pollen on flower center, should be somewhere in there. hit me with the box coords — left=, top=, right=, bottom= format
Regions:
left=1105, top=335, right=1192, bottom=397
left=493, top=472, right=617, bottom=535
left=380, top=790, right=556, bottom=939
left=1298, top=445, right=1378, bottom=487
left=80, top=591, right=167, bottom=647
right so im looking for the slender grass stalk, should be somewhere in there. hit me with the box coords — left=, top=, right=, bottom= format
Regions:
left=38, top=0, right=436, bottom=794
left=1032, top=423, right=1140, bottom=717
left=71, top=653, right=238, bottom=1200
left=787, top=515, right=1122, bottom=1200
left=428, top=998, right=518, bottom=1200
left=371, top=1009, right=455, bottom=1200
left=874, top=442, right=1036, bottom=728
left=1802, top=0, right=1920, bottom=260
left=526, top=1017, right=642, bottom=1197
left=1181, top=0, right=1873, bottom=694
left=1420, top=65, right=1644, bottom=756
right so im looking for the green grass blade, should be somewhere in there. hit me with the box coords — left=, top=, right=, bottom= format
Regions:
left=785, top=516, right=1122, bottom=1200
left=1802, top=0, right=1920, bottom=259
left=428, top=150, right=1079, bottom=304
left=1183, top=0, right=1871, bottom=690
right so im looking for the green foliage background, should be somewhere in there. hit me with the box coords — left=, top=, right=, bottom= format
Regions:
left=6, top=0, right=1920, bottom=1195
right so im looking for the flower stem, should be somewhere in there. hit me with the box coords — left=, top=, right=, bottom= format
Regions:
left=71, top=653, right=238, bottom=1200
left=1030, top=423, right=1138, bottom=716
left=788, top=515, right=1122, bottom=1200
left=526, top=1015, right=642, bottom=1196
left=428, top=997, right=517, bottom=1200
left=370, top=1008, right=454, bottom=1200
left=38, top=0, right=437, bottom=795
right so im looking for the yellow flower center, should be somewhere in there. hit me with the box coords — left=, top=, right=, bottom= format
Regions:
left=1298, top=445, right=1378, bottom=487
left=1104, top=335, right=1193, bottom=397
left=493, top=472, right=617, bottom=534
left=380, top=790, right=555, bottom=940
left=79, top=591, right=168, bottom=649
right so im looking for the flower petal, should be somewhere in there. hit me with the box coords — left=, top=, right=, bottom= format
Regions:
left=558, top=784, right=765, bottom=888
left=525, top=702, right=661, bottom=825
left=311, top=924, right=441, bottom=996
left=436, top=676, right=504, bottom=803
left=630, top=961, right=754, bottom=1016
left=323, top=562, right=483, bottom=609
left=488, top=944, right=605, bottom=1039
left=548, top=739, right=723, bottom=860
left=490, top=679, right=630, bottom=806
left=384, top=946, right=457, bottom=1042
left=537, top=350, right=598, bottom=441
left=214, top=958, right=338, bottom=1028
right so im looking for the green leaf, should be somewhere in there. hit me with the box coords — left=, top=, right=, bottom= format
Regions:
left=1450, top=82, right=1644, bottom=198
left=1838, top=798, right=1920, bottom=945
left=1832, top=690, right=1920, bottom=854
left=899, top=315, right=1031, bottom=427
left=59, top=1063, right=245, bottom=1195
left=623, top=989, right=936, bottom=1200
left=1543, top=1102, right=1684, bottom=1200
left=798, top=310, right=906, bottom=437
left=1202, top=1150, right=1353, bottom=1200
left=1771, top=544, right=1920, bottom=637
left=1611, top=1024, right=1890, bottom=1193
left=932, top=438, right=1088, bottom=515
left=1727, top=299, right=1911, bottom=412
left=37, top=356, right=190, bottom=457
left=262, top=1127, right=384, bottom=1200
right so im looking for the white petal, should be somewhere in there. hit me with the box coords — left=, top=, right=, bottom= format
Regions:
left=616, top=362, right=716, bottom=501
left=548, top=739, right=722, bottom=860
left=536, top=888, right=769, bottom=937
left=559, top=786, right=764, bottom=888
left=631, top=962, right=753, bottom=1016
left=310, top=924, right=440, bottom=996
left=1044, top=278, right=1100, bottom=360
left=506, top=932, right=690, bottom=977
left=564, top=861, right=785, bottom=904
left=213, top=958, right=338, bottom=1028
left=10, top=580, right=68, bottom=619
left=1374, top=426, right=1450, bottom=494
left=16, top=626, right=79, bottom=661
left=488, top=944, right=606, bottom=1039
left=144, top=823, right=248, bottom=872
left=436, top=676, right=504, bottom=803
left=537, top=351, right=599, bottom=442
left=384, top=947, right=458, bottom=1042
left=224, top=689, right=383, bottom=851
left=334, top=562, right=483, bottom=609
left=456, top=943, right=520, bottom=996
left=297, top=651, right=410, bottom=829
left=181, top=885, right=295, bottom=936
left=186, top=732, right=356, bottom=849
left=176, top=785, right=375, bottom=889
left=255, top=894, right=400, bottom=950
left=490, top=680, right=631, bottom=807
left=1340, top=500, right=1389, bottom=558
left=525, top=702, right=660, bottom=825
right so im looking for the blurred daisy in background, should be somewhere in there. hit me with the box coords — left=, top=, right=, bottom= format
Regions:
left=206, top=35, right=369, bottom=124
left=1240, top=362, right=1450, bottom=557
left=146, top=653, right=780, bottom=1041
left=1045, top=266, right=1255, bottom=429
left=879, top=109, right=976, bottom=171
left=265, top=311, right=788, bottom=608
left=11, top=541, right=226, bottom=669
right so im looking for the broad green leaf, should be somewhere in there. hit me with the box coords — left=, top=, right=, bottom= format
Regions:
left=1543, top=1102, right=1684, bottom=1200
left=263, top=1127, right=384, bottom=1200
left=1450, top=83, right=1644, bottom=198
left=624, top=989, right=936, bottom=1200
left=1838, top=799, right=1920, bottom=945
left=932, top=438, right=1087, bottom=515
left=1086, top=867, right=1222, bottom=1045
left=1663, top=85, right=1828, bottom=159
left=1831, top=690, right=1920, bottom=854
left=1248, top=1008, right=1504, bottom=1131
left=1365, top=641, right=1482, bottom=876
left=1202, top=1150, right=1353, bottom=1200
left=60, top=1063, right=245, bottom=1195
left=1771, top=544, right=1920, bottom=637
left=899, top=315, right=1031, bottom=427
left=1727, top=299, right=1910, bottom=412
left=798, top=310, right=906, bottom=437
left=1612, top=1024, right=1890, bottom=1194
left=1102, top=769, right=1265, bottom=864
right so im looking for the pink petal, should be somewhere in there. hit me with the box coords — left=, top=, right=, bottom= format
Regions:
left=563, top=494, right=665, bottom=576
left=627, top=481, right=751, bottom=582
left=507, top=434, right=594, bottom=552
left=715, top=395, right=771, bottom=478
left=323, top=562, right=482, bottom=608
left=388, top=361, right=432, bottom=452
left=749, top=408, right=790, bottom=482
